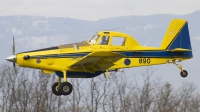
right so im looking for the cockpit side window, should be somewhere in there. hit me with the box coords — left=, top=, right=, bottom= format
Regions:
left=98, top=36, right=110, bottom=45
left=89, top=34, right=100, bottom=44
left=111, top=36, right=126, bottom=46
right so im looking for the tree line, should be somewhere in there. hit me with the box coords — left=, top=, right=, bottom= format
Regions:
left=0, top=63, right=199, bottom=112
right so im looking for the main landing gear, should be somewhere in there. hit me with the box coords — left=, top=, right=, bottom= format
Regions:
left=52, top=71, right=73, bottom=96
left=172, top=60, right=188, bottom=78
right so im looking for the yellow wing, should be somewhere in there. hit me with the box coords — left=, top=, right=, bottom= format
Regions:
left=70, top=51, right=125, bottom=72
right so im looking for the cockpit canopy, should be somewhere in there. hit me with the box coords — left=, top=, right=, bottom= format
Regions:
left=58, top=31, right=140, bottom=50
left=88, top=31, right=140, bottom=48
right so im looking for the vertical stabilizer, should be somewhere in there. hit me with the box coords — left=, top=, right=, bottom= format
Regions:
left=160, top=19, right=192, bottom=51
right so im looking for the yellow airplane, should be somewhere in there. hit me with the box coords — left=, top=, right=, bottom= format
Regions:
left=6, top=19, right=192, bottom=96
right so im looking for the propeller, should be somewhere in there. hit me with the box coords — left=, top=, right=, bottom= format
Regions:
left=6, top=36, right=17, bottom=74
left=12, top=36, right=17, bottom=74
left=12, top=36, right=15, bottom=55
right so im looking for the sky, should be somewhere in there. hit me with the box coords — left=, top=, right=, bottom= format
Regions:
left=0, top=0, right=200, bottom=90
left=0, top=0, right=200, bottom=21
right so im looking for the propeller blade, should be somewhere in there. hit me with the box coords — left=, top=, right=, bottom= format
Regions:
left=13, top=62, right=17, bottom=74
left=12, top=36, right=15, bottom=55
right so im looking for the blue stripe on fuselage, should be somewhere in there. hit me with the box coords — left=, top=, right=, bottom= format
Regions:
left=119, top=51, right=192, bottom=58
left=26, top=52, right=89, bottom=59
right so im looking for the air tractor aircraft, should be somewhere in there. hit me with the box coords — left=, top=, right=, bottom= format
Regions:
left=6, top=19, right=192, bottom=96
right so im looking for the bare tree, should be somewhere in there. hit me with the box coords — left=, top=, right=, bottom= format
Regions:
left=1, top=63, right=200, bottom=112
left=153, top=82, right=181, bottom=112
left=82, top=75, right=115, bottom=112
left=178, top=82, right=197, bottom=112
left=0, top=64, right=67, bottom=112
left=188, top=93, right=200, bottom=112
left=62, top=78, right=85, bottom=112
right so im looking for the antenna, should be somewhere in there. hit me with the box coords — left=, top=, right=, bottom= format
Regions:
left=143, top=39, right=151, bottom=47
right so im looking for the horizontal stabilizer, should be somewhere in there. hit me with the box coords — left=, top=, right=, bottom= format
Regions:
left=168, top=48, right=192, bottom=52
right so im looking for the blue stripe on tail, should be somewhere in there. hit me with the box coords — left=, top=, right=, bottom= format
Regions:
left=168, top=23, right=192, bottom=50
left=167, top=22, right=193, bottom=58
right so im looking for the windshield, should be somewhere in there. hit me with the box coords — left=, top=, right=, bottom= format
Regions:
left=88, top=34, right=100, bottom=44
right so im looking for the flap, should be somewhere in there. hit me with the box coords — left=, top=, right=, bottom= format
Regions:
left=41, top=70, right=54, bottom=74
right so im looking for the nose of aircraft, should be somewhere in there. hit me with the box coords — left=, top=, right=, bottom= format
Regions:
left=6, top=55, right=16, bottom=63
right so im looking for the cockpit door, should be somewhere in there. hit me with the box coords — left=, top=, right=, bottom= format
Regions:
left=93, top=35, right=110, bottom=51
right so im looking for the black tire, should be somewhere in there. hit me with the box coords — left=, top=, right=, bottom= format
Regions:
left=180, top=70, right=188, bottom=78
left=52, top=82, right=62, bottom=96
left=59, top=82, right=73, bottom=95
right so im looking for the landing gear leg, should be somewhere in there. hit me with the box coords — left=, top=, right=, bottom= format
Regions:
left=58, top=71, right=73, bottom=95
left=173, top=60, right=188, bottom=78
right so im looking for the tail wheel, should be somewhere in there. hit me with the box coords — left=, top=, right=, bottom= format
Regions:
left=180, top=70, right=188, bottom=78
left=52, top=82, right=62, bottom=96
left=59, top=82, right=73, bottom=95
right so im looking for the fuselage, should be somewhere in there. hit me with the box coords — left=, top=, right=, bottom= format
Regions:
left=12, top=30, right=192, bottom=78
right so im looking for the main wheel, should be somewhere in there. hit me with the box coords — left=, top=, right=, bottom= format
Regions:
left=180, top=70, right=188, bottom=78
left=52, top=82, right=62, bottom=96
left=59, top=82, right=73, bottom=95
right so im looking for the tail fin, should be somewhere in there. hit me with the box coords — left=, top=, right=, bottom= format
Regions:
left=160, top=19, right=192, bottom=50
left=160, top=19, right=192, bottom=57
